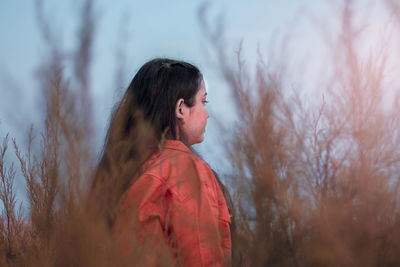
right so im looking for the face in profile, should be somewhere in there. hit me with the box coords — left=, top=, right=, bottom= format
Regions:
left=177, top=80, right=209, bottom=145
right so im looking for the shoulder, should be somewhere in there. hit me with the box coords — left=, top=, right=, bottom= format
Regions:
left=143, top=140, right=215, bottom=202
left=166, top=145, right=215, bottom=184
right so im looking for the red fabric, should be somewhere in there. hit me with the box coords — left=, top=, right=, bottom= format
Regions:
left=114, top=140, right=232, bottom=266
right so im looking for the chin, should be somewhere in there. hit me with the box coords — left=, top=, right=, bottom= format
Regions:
left=190, top=136, right=204, bottom=145
left=197, top=136, right=205, bottom=144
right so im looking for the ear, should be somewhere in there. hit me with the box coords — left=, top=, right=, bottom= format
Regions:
left=175, top=98, right=187, bottom=121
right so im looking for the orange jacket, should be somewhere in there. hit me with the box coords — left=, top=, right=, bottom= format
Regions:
left=114, top=140, right=232, bottom=266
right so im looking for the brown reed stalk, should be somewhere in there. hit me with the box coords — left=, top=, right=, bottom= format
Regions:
left=0, top=134, right=26, bottom=265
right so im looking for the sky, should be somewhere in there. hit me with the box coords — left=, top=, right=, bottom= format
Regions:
left=0, top=0, right=396, bottom=206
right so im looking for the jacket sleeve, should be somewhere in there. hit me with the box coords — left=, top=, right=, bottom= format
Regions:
left=165, top=155, right=230, bottom=267
left=114, top=174, right=173, bottom=266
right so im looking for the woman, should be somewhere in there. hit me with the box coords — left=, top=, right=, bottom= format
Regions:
left=93, top=58, right=233, bottom=266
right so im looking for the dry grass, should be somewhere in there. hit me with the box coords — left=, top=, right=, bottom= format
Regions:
left=3, top=0, right=400, bottom=266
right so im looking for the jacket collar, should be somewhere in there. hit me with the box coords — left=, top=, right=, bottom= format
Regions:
left=162, top=139, right=191, bottom=153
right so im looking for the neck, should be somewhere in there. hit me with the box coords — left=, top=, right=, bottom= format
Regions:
left=174, top=125, right=189, bottom=146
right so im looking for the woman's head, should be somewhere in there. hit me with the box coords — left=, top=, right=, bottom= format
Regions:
left=121, top=58, right=207, bottom=145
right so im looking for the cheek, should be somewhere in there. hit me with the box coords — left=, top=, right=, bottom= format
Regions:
left=200, top=111, right=208, bottom=126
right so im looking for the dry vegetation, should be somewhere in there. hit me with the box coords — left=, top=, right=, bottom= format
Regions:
left=2, top=0, right=400, bottom=266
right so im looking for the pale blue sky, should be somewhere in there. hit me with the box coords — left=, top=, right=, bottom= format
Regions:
left=0, top=0, right=311, bottom=158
